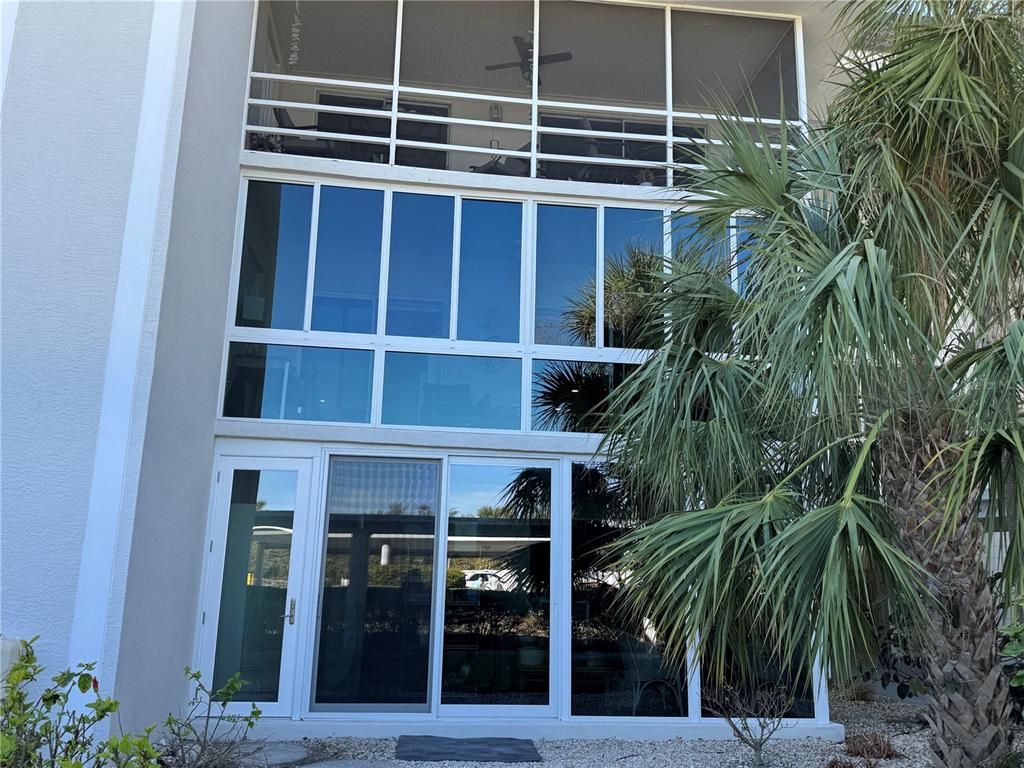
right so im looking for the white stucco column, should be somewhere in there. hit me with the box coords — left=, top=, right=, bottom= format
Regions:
left=68, top=0, right=196, bottom=690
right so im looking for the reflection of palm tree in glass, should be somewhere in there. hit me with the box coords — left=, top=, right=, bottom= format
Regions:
left=564, top=244, right=664, bottom=349
left=534, top=245, right=663, bottom=433
left=495, top=464, right=636, bottom=593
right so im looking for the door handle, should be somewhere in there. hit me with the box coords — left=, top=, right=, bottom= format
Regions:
left=282, top=598, right=296, bottom=625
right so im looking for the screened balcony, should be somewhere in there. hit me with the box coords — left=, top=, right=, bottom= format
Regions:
left=244, top=0, right=801, bottom=186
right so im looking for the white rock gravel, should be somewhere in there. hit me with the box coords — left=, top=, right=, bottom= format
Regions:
left=282, top=697, right=935, bottom=767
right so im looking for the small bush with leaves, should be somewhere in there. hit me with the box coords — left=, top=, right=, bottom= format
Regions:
left=999, top=603, right=1024, bottom=720
left=844, top=732, right=901, bottom=760
left=159, top=668, right=263, bottom=768
left=1, top=638, right=260, bottom=768
left=0, top=638, right=160, bottom=768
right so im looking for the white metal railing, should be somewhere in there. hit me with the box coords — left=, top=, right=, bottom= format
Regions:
left=242, top=0, right=805, bottom=187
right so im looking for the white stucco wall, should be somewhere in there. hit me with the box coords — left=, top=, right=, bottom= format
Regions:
left=113, top=0, right=253, bottom=729
left=1, top=0, right=152, bottom=673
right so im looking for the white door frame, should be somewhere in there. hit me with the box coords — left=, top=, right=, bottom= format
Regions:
left=196, top=455, right=314, bottom=718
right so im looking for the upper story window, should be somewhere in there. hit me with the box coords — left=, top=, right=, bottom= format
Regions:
left=245, top=0, right=801, bottom=186
left=224, top=178, right=764, bottom=433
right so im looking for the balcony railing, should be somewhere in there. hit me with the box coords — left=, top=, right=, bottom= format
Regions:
left=243, top=0, right=802, bottom=187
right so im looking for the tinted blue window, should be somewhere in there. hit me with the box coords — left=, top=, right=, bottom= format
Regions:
left=312, top=186, right=384, bottom=333
left=223, top=343, right=372, bottom=423
left=670, top=213, right=698, bottom=258
left=382, top=352, right=521, bottom=429
left=386, top=193, right=454, bottom=338
left=236, top=181, right=313, bottom=330
left=457, top=200, right=521, bottom=343
left=605, top=208, right=663, bottom=260
left=535, top=205, right=596, bottom=346
left=604, top=208, right=665, bottom=348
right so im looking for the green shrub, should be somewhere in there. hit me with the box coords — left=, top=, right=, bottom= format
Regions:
left=1, top=638, right=260, bottom=768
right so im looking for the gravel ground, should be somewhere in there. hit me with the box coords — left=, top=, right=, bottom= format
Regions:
left=291, top=696, right=936, bottom=767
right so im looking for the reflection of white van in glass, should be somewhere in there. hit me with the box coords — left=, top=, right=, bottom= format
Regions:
left=463, top=569, right=509, bottom=591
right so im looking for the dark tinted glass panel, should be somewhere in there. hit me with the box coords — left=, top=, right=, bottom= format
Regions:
left=245, top=131, right=390, bottom=164
left=604, top=208, right=664, bottom=349
left=536, top=160, right=666, bottom=187
left=213, top=469, right=297, bottom=701
left=457, top=200, right=522, bottom=343
left=700, top=648, right=814, bottom=718
left=382, top=353, right=521, bottom=430
left=531, top=360, right=635, bottom=433
left=400, top=1, right=533, bottom=97
left=571, top=463, right=687, bottom=717
left=245, top=89, right=392, bottom=163
left=223, top=343, right=372, bottom=423
left=315, top=458, right=439, bottom=707
left=236, top=181, right=313, bottom=330
left=312, top=186, right=384, bottom=333
left=672, top=11, right=798, bottom=120
left=253, top=1, right=397, bottom=84
left=539, top=1, right=665, bottom=108
left=386, top=193, right=455, bottom=338
left=534, top=205, right=596, bottom=346
left=443, top=464, right=551, bottom=705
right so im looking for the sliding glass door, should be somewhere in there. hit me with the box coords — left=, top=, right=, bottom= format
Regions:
left=311, top=457, right=441, bottom=711
left=439, top=459, right=556, bottom=714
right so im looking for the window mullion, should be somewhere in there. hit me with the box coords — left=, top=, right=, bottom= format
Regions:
left=595, top=205, right=605, bottom=348
left=521, top=199, right=534, bottom=432
left=302, top=183, right=321, bottom=332
left=372, top=190, right=394, bottom=427
left=449, top=194, right=462, bottom=341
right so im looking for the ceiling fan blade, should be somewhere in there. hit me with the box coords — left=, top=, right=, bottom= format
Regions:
left=484, top=61, right=522, bottom=71
left=538, top=51, right=573, bottom=65
left=513, top=35, right=532, bottom=60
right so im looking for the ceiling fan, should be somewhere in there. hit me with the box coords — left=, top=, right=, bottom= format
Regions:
left=485, top=35, right=573, bottom=84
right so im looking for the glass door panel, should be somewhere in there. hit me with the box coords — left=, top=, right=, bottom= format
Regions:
left=203, top=459, right=311, bottom=717
left=570, top=462, right=688, bottom=717
left=312, top=457, right=440, bottom=710
left=441, top=461, right=553, bottom=710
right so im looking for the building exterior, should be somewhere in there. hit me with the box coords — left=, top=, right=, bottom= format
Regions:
left=2, top=0, right=846, bottom=741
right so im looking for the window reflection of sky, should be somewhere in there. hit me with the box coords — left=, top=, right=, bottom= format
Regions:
left=604, top=208, right=663, bottom=264
left=387, top=192, right=454, bottom=338
left=312, top=186, right=384, bottom=334
left=382, top=352, right=521, bottom=430
left=535, top=204, right=596, bottom=346
left=458, top=200, right=521, bottom=343
left=448, top=464, right=529, bottom=517
left=254, top=469, right=298, bottom=512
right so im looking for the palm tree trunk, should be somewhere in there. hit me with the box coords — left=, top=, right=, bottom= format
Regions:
left=881, top=429, right=1014, bottom=767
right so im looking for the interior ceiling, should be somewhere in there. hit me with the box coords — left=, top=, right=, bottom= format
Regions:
left=264, top=0, right=794, bottom=110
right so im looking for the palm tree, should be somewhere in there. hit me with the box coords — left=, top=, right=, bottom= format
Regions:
left=600, top=3, right=1024, bottom=766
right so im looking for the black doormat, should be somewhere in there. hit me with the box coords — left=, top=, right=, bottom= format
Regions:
left=395, top=735, right=542, bottom=762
